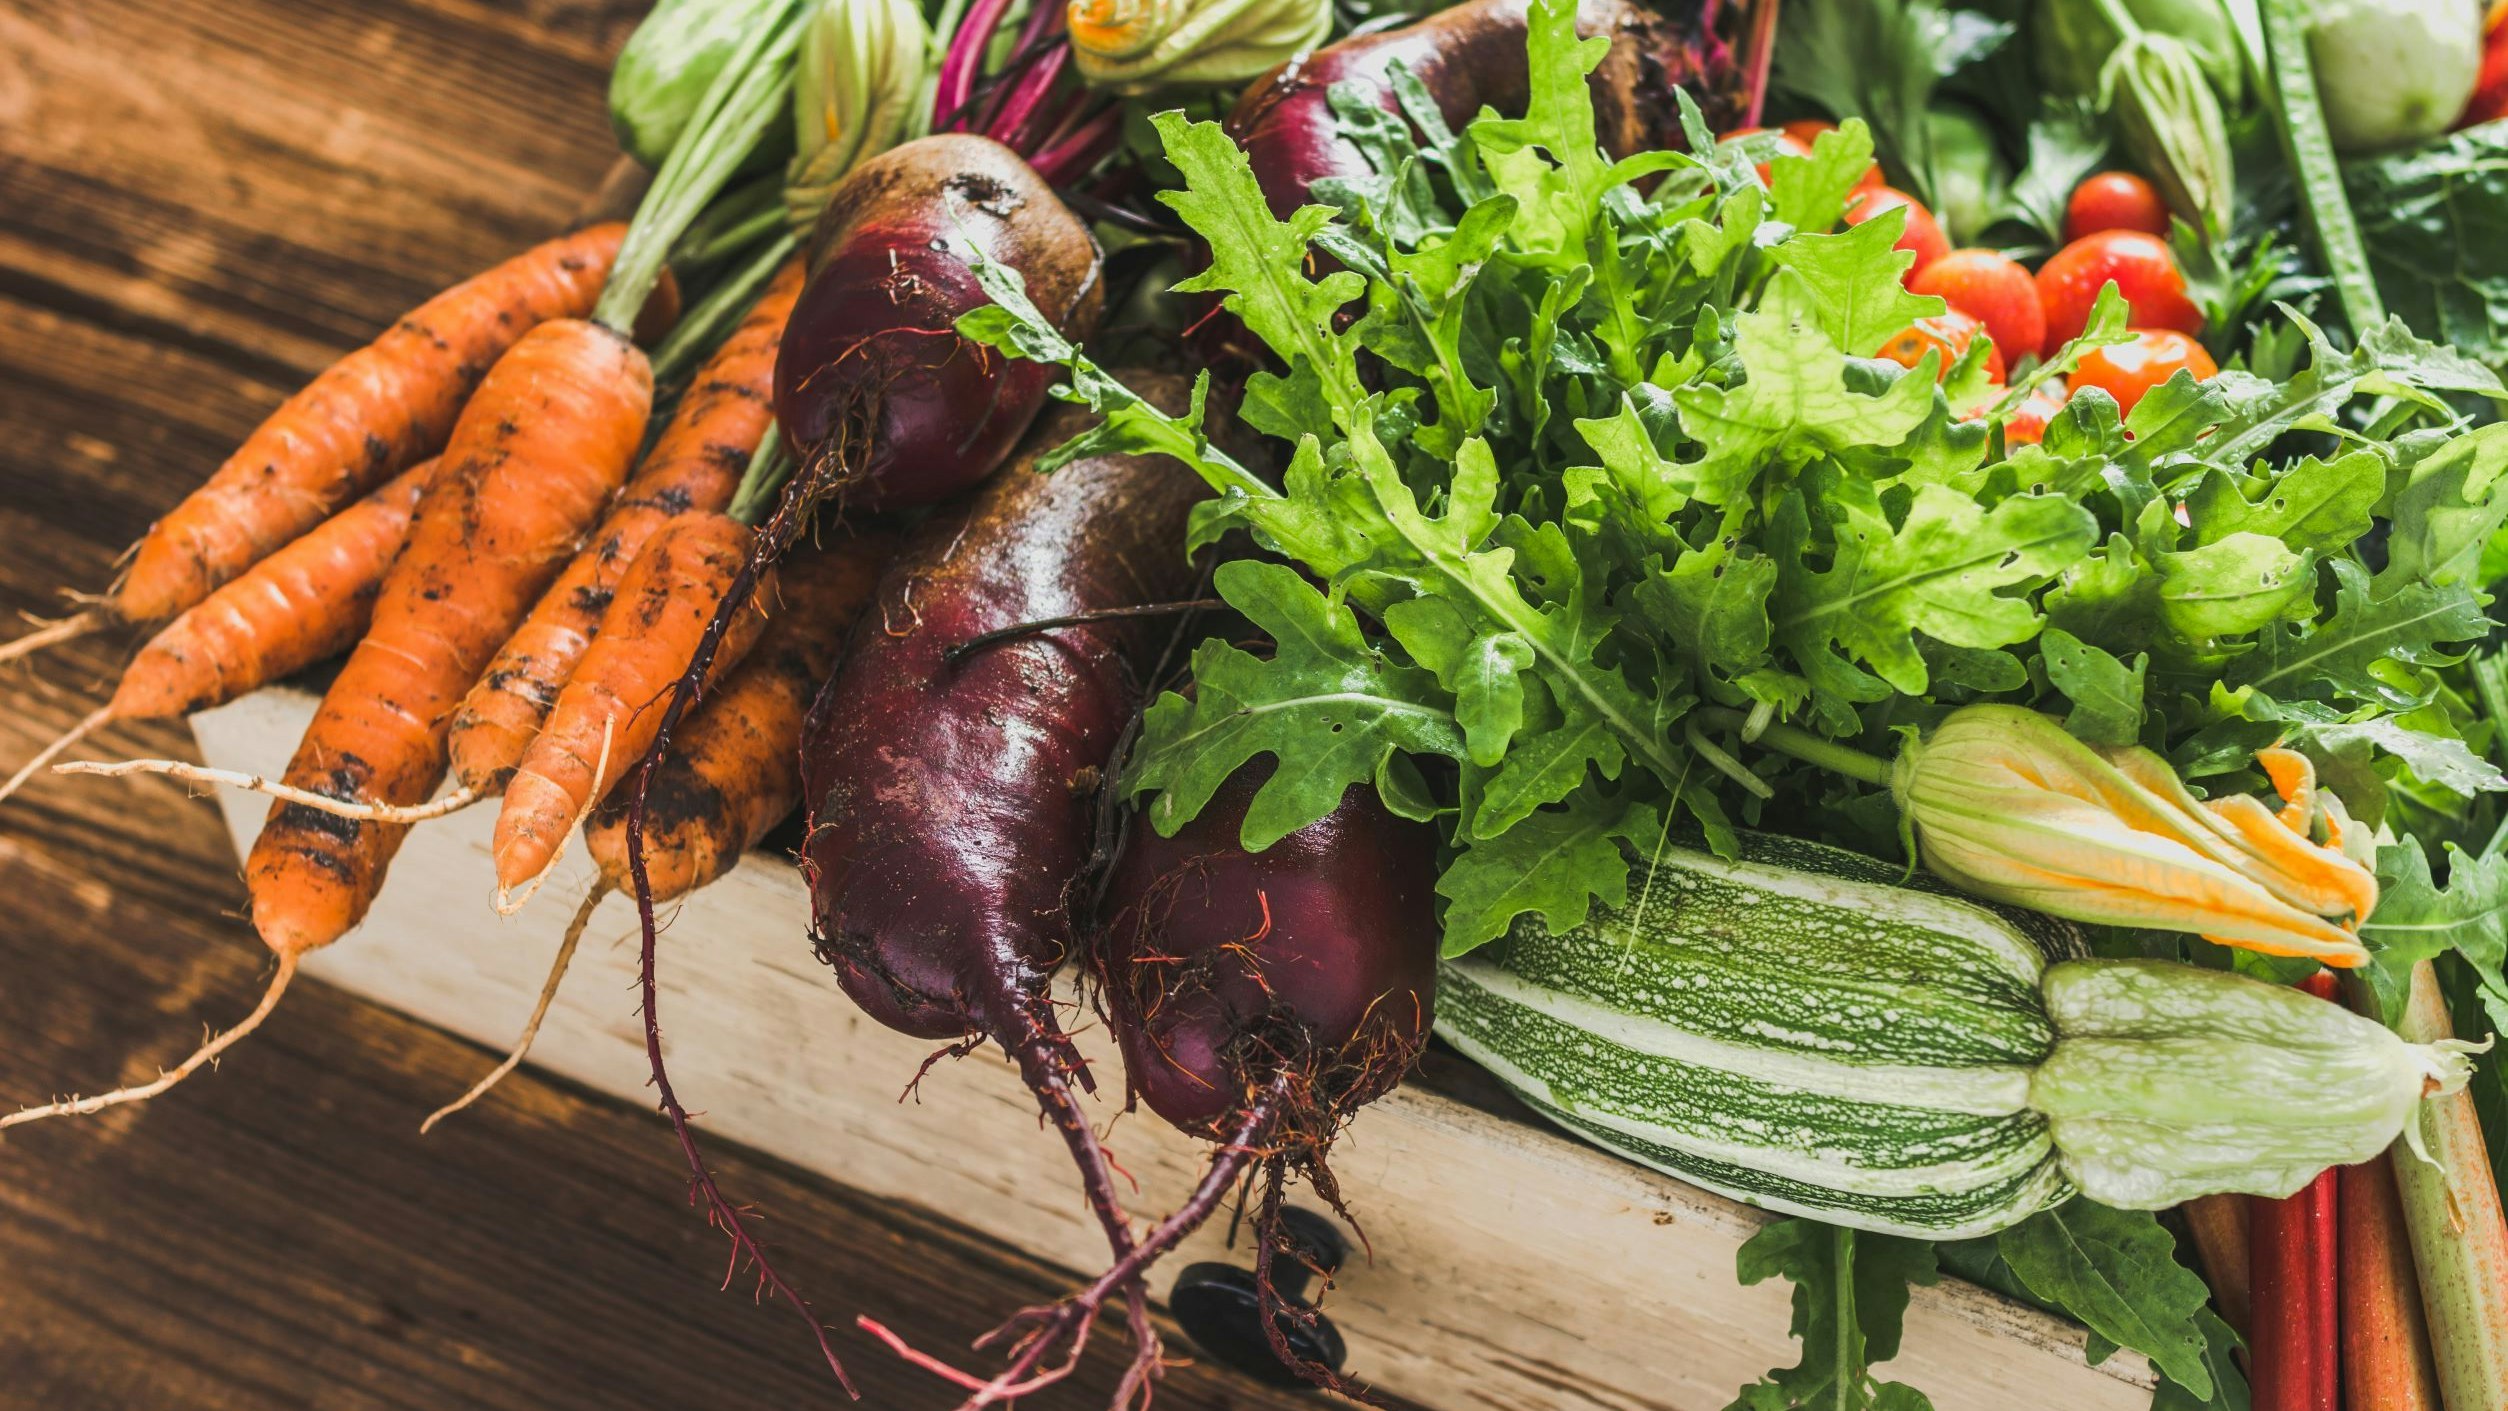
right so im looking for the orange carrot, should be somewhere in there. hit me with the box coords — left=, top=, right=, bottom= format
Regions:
left=245, top=317, right=652, bottom=957
left=2340, top=1156, right=2441, bottom=1410
left=0, top=460, right=437, bottom=807
left=488, top=512, right=770, bottom=895
left=584, top=526, right=896, bottom=898
left=445, top=258, right=804, bottom=795
left=424, top=528, right=896, bottom=1133
left=68, top=226, right=623, bottom=650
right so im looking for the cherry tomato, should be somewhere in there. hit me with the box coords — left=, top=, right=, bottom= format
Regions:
left=1995, top=378, right=2071, bottom=447
left=2064, top=172, right=2172, bottom=242
left=1722, top=127, right=1813, bottom=187
left=1877, top=310, right=2006, bottom=384
left=1777, top=119, right=1885, bottom=187
left=2460, top=5, right=2508, bottom=128
left=1844, top=185, right=1951, bottom=276
left=1911, top=250, right=2045, bottom=374
left=2035, top=229, right=2204, bottom=356
left=2070, top=329, right=2217, bottom=415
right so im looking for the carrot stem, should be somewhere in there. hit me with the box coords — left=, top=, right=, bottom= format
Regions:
left=650, top=232, right=799, bottom=385
left=2391, top=959, right=2508, bottom=1411
left=593, top=0, right=809, bottom=333
left=726, top=427, right=796, bottom=526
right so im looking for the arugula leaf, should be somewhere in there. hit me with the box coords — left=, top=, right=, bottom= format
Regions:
left=2180, top=451, right=2381, bottom=555
left=1764, top=210, right=1946, bottom=358
left=1996, top=1201, right=2217, bottom=1399
left=1676, top=274, right=1937, bottom=492
left=2349, top=122, right=2508, bottom=370
left=1727, top=1218, right=1941, bottom=1411
left=2040, top=628, right=2147, bottom=747
left=2361, top=838, right=2508, bottom=1027
left=1435, top=793, right=1657, bottom=955
left=2231, top=558, right=2490, bottom=712
left=1128, top=560, right=1466, bottom=850
left=1775, top=481, right=2097, bottom=697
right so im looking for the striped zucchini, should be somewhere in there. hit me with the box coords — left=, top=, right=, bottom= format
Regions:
left=1438, top=834, right=2473, bottom=1239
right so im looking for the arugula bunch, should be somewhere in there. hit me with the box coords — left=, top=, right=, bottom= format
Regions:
left=971, top=0, right=2508, bottom=982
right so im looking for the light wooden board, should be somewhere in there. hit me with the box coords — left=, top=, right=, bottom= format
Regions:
left=193, top=687, right=2156, bottom=1411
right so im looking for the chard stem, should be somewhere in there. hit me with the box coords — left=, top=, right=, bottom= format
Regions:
left=2389, top=960, right=2508, bottom=1411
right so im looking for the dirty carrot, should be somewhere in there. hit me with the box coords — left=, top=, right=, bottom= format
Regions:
left=444, top=257, right=804, bottom=799
left=244, top=317, right=652, bottom=955
left=427, top=526, right=896, bottom=1130
left=0, top=460, right=436, bottom=808
left=0, top=225, right=624, bottom=667
left=489, top=510, right=770, bottom=898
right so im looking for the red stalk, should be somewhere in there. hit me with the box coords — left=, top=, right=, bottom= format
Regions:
left=2182, top=1193, right=2253, bottom=1341
left=2249, top=972, right=2342, bottom=1411
left=2339, top=1156, right=2441, bottom=1410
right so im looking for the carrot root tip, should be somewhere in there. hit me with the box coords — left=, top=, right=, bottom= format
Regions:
left=52, top=757, right=480, bottom=823
left=422, top=884, right=609, bottom=1134
left=0, top=705, right=112, bottom=808
left=0, top=609, right=104, bottom=667
left=492, top=718, right=613, bottom=916
left=0, top=954, right=297, bottom=1130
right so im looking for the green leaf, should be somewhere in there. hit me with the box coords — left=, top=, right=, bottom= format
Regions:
left=1767, top=119, right=1883, bottom=236
left=2152, top=532, right=2315, bottom=644
left=1153, top=110, right=1369, bottom=421
left=2361, top=839, right=2508, bottom=1027
left=1638, top=543, right=1778, bottom=685
left=2233, top=558, right=2490, bottom=711
left=2149, top=1309, right=2251, bottom=1411
left=1676, top=272, right=1938, bottom=492
left=1776, top=481, right=2096, bottom=696
left=2349, top=122, right=2508, bottom=371
left=1996, top=1201, right=2216, bottom=1398
left=1763, top=207, right=1944, bottom=358
left=2040, top=628, right=2146, bottom=747
left=1726, top=1218, right=1941, bottom=1411
left=2383, top=421, right=2508, bottom=591
left=1386, top=596, right=1534, bottom=769
left=1434, top=793, right=1655, bottom=955
left=1128, top=560, right=1466, bottom=850
left=2181, top=451, right=2381, bottom=555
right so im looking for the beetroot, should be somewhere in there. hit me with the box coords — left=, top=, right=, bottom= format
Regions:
left=977, top=766, right=1440, bottom=1403
left=799, top=378, right=1218, bottom=1401
left=773, top=133, right=1103, bottom=511
left=1228, top=0, right=1742, bottom=217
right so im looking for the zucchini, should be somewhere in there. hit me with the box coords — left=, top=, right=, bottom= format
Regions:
left=1439, top=834, right=2474, bottom=1239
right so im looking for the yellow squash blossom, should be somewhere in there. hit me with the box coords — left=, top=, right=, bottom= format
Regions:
left=1893, top=705, right=2378, bottom=966
left=1067, top=0, right=1331, bottom=95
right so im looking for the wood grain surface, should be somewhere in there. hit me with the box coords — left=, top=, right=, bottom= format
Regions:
left=0, top=2, right=1308, bottom=1405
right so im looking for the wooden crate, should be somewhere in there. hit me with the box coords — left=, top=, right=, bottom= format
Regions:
left=192, top=687, right=2155, bottom=1411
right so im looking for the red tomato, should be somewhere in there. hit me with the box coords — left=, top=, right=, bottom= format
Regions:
left=2064, top=172, right=2172, bottom=242
left=2035, top=229, right=2204, bottom=355
left=1844, top=185, right=1951, bottom=276
left=2460, top=4, right=2508, bottom=128
left=1911, top=250, right=2045, bottom=373
left=1776, top=119, right=1885, bottom=187
left=2070, top=329, right=2217, bottom=415
left=1877, top=311, right=2006, bottom=384
left=1996, top=379, right=2071, bottom=447
left=1722, top=127, right=1813, bottom=187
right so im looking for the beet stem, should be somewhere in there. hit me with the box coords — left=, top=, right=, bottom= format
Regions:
left=623, top=458, right=855, bottom=1396
left=942, top=599, right=1226, bottom=667
left=933, top=0, right=1019, bottom=132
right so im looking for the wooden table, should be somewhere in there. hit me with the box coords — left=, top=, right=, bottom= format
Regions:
left=0, top=4, right=1309, bottom=1406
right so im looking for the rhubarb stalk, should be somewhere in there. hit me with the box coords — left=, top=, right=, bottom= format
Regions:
left=2391, top=959, right=2508, bottom=1410
left=2339, top=1156, right=2441, bottom=1409
left=2182, top=1193, right=2253, bottom=1339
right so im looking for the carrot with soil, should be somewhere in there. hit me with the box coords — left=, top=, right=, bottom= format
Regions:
left=488, top=510, right=772, bottom=902
left=444, top=256, right=807, bottom=802
left=0, top=225, right=625, bottom=665
left=423, top=525, right=897, bottom=1131
left=0, top=458, right=436, bottom=810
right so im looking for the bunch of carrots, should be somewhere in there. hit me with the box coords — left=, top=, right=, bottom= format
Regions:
left=0, top=23, right=891, bottom=1137
left=2175, top=968, right=2508, bottom=1411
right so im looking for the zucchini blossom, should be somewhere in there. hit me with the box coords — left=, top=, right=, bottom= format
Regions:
left=1895, top=705, right=2378, bottom=966
left=786, top=0, right=931, bottom=230
left=1068, top=0, right=1331, bottom=95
